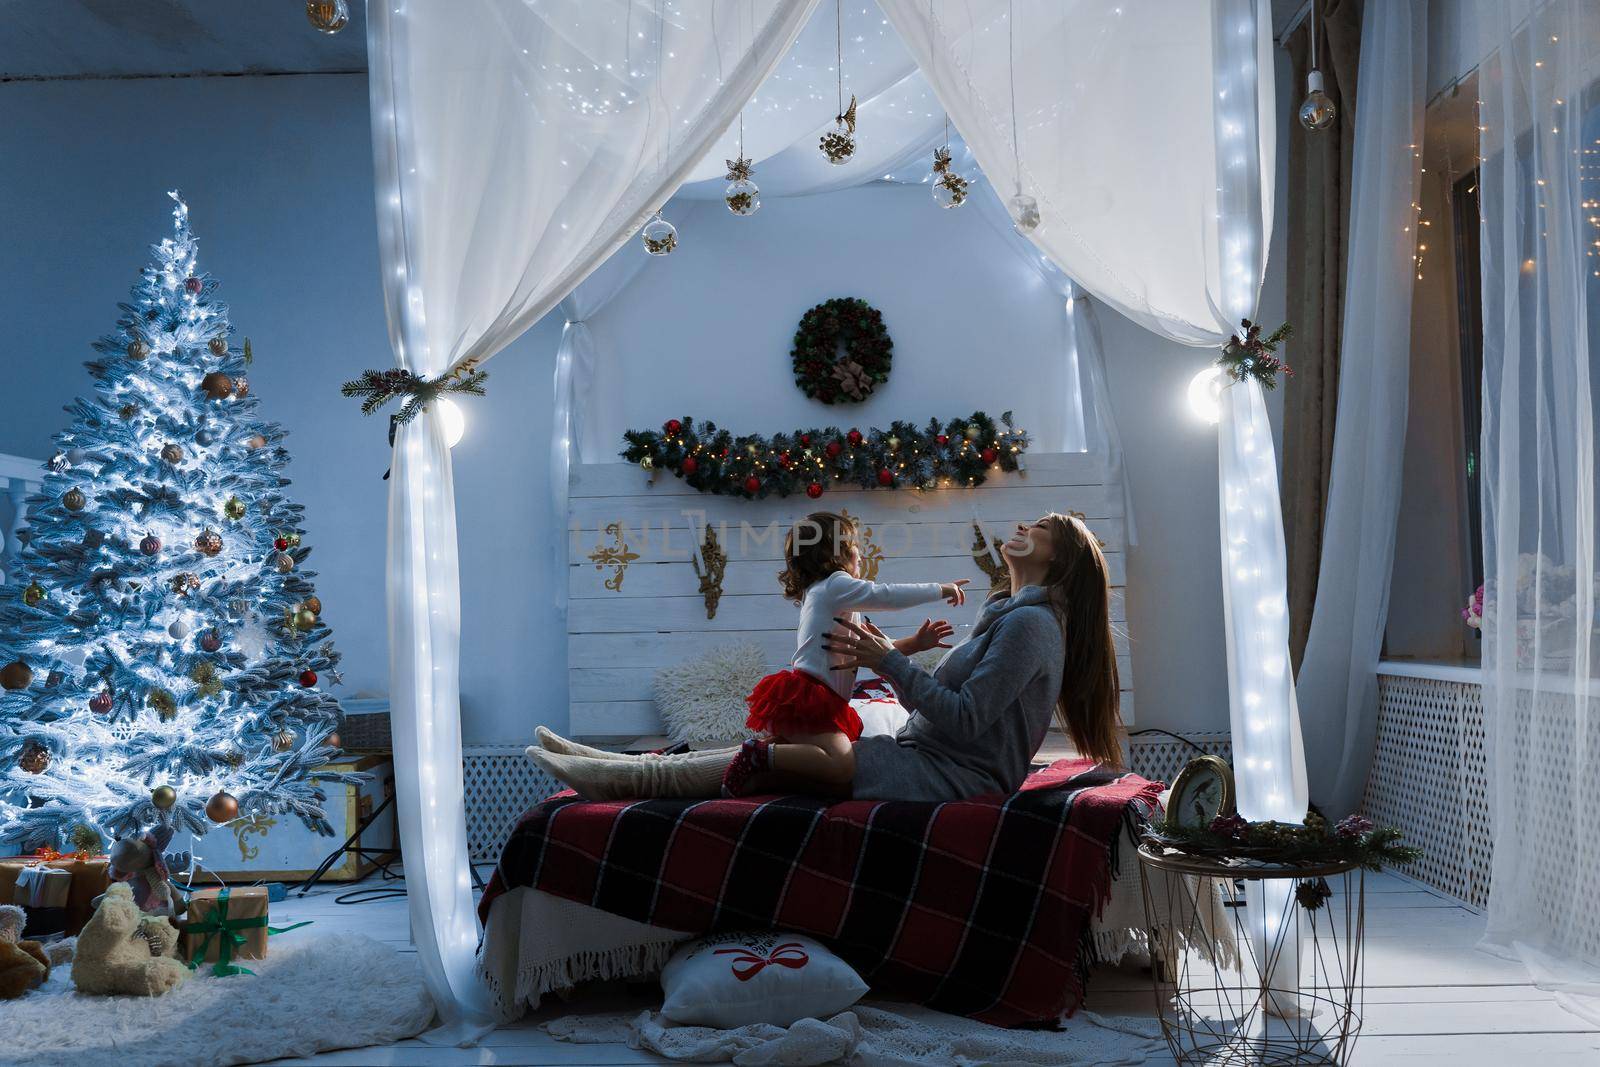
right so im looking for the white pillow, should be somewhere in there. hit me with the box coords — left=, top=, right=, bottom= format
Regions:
left=850, top=677, right=910, bottom=739
left=659, top=932, right=867, bottom=1029
left=654, top=643, right=768, bottom=746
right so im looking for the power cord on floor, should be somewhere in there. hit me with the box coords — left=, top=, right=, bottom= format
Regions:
left=1127, top=727, right=1213, bottom=758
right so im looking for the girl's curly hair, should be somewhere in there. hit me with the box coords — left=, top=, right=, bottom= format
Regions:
left=778, top=511, right=859, bottom=602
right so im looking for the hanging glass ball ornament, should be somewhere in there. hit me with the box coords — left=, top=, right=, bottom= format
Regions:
left=195, top=528, right=223, bottom=557
left=304, top=595, right=322, bottom=616
left=152, top=785, right=177, bottom=810
left=89, top=689, right=113, bottom=714
left=294, top=606, right=318, bottom=630
left=272, top=729, right=297, bottom=753
left=641, top=213, right=678, bottom=256
left=930, top=146, right=969, bottom=209
left=140, top=533, right=162, bottom=557
left=1299, top=70, right=1337, bottom=131
left=1008, top=191, right=1041, bottom=234
left=299, top=669, right=318, bottom=688
left=127, top=338, right=150, bottom=361
left=160, top=443, right=184, bottom=465
left=305, top=0, right=349, bottom=34
left=208, top=336, right=229, bottom=356
left=819, top=95, right=858, bottom=165
left=1, top=660, right=33, bottom=691
left=205, top=790, right=239, bottom=823
left=62, top=487, right=86, bottom=512
left=201, top=372, right=233, bottom=401
left=167, top=619, right=190, bottom=640
left=200, top=630, right=222, bottom=653
left=18, top=741, right=50, bottom=775
left=274, top=551, right=296, bottom=574
left=723, top=156, right=761, bottom=216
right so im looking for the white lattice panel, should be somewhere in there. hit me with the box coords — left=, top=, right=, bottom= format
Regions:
left=463, top=746, right=558, bottom=864
left=1126, top=731, right=1233, bottom=789
left=1364, top=674, right=1490, bottom=908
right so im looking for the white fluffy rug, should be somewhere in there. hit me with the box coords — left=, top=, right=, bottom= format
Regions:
left=546, top=1003, right=1167, bottom=1066
left=9, top=931, right=435, bottom=1067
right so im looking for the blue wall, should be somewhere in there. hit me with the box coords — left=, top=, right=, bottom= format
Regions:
left=1, top=69, right=1282, bottom=741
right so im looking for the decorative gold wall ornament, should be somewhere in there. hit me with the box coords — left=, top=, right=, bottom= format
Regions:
left=840, top=509, right=884, bottom=581
left=588, top=522, right=639, bottom=591
left=692, top=526, right=728, bottom=619
left=230, top=812, right=277, bottom=862
left=969, top=522, right=1009, bottom=588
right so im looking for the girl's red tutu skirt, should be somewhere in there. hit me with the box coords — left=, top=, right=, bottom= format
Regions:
left=745, top=668, right=862, bottom=742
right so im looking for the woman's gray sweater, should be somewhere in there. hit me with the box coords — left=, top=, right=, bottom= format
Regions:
left=852, top=585, right=1065, bottom=801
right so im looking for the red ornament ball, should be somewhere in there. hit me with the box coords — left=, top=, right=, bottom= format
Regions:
left=799, top=434, right=812, bottom=447
left=824, top=441, right=842, bottom=459
left=877, top=468, right=894, bottom=486
left=779, top=451, right=793, bottom=469
left=298, top=669, right=318, bottom=688
left=90, top=690, right=113, bottom=715
left=200, top=631, right=222, bottom=653
left=806, top=482, right=824, bottom=499
left=664, top=418, right=682, bottom=436
left=743, top=475, right=761, bottom=494
left=184, top=276, right=203, bottom=294
left=681, top=456, right=699, bottom=475
left=139, top=533, right=162, bottom=556
left=937, top=434, right=949, bottom=445
left=847, top=429, right=863, bottom=447
left=274, top=536, right=290, bottom=551
left=981, top=447, right=999, bottom=465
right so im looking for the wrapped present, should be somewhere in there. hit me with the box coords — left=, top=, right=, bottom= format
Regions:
left=0, top=855, right=109, bottom=936
left=13, top=864, right=73, bottom=937
left=180, top=886, right=310, bottom=976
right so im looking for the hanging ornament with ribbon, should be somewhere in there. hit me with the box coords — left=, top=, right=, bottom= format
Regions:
left=930, top=140, right=969, bottom=209
left=725, top=112, right=761, bottom=216
left=819, top=0, right=856, bottom=165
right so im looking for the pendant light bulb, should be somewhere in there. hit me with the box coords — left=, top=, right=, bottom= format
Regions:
left=1299, top=69, right=1337, bottom=131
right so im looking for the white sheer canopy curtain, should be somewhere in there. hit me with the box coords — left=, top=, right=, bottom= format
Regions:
left=879, top=0, right=1290, bottom=812
left=1477, top=0, right=1600, bottom=1025
left=1296, top=0, right=1427, bottom=818
left=366, top=0, right=819, bottom=1038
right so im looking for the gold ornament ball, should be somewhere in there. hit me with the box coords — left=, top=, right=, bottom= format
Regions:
left=152, top=785, right=177, bottom=810
left=195, top=528, right=223, bottom=557
left=127, top=338, right=150, bottom=361
left=224, top=495, right=247, bottom=520
left=963, top=425, right=980, bottom=440
left=205, top=791, right=239, bottom=823
left=639, top=455, right=654, bottom=472
left=208, top=337, right=228, bottom=356
left=294, top=607, right=317, bottom=630
left=274, top=552, right=295, bottom=574
left=18, top=742, right=50, bottom=775
left=200, top=371, right=234, bottom=400
left=272, top=729, right=296, bottom=753
left=161, top=443, right=184, bottom=465
left=1, top=659, right=34, bottom=691
left=62, top=487, right=86, bottom=512
left=22, top=582, right=45, bottom=607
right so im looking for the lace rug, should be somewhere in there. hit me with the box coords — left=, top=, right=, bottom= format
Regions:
left=546, top=1002, right=1166, bottom=1066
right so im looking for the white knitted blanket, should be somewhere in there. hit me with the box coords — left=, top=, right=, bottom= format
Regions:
left=545, top=1004, right=1167, bottom=1066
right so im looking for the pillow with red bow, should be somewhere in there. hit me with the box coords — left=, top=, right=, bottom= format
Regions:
left=659, top=931, right=868, bottom=1028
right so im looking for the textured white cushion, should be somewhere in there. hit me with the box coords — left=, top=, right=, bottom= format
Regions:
left=659, top=932, right=867, bottom=1029
left=653, top=643, right=767, bottom=746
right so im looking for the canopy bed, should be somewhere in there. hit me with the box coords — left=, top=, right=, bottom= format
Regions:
left=357, top=0, right=1301, bottom=1038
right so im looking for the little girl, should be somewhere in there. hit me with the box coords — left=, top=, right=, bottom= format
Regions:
left=722, top=511, right=967, bottom=796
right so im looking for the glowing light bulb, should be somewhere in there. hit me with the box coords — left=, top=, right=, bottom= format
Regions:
left=437, top=398, right=465, bottom=448
left=1299, top=70, right=1336, bottom=130
left=1187, top=365, right=1225, bottom=423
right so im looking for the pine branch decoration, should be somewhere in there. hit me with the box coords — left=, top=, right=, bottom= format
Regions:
left=1217, top=318, right=1294, bottom=389
left=340, top=362, right=487, bottom=424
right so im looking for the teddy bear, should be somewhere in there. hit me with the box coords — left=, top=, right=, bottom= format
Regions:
left=105, top=825, right=184, bottom=917
left=0, top=903, right=50, bottom=999
left=72, top=882, right=188, bottom=997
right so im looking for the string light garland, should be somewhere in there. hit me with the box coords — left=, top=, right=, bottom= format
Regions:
left=622, top=411, right=1029, bottom=499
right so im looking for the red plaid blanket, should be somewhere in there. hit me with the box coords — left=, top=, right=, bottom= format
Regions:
left=479, top=758, right=1161, bottom=1026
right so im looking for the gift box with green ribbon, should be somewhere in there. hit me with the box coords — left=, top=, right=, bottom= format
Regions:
left=180, top=885, right=311, bottom=977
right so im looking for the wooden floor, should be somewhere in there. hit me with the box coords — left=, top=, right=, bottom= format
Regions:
left=268, top=868, right=1600, bottom=1066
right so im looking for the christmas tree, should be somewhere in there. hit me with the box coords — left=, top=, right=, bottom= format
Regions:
left=0, top=192, right=351, bottom=851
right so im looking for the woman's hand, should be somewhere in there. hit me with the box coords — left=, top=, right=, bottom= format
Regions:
left=822, top=616, right=896, bottom=672
left=894, top=618, right=954, bottom=655
left=940, top=579, right=970, bottom=606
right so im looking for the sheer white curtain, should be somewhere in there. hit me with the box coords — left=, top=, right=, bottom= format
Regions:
left=1477, top=0, right=1600, bottom=1024
left=1296, top=0, right=1427, bottom=817
left=366, top=0, right=819, bottom=1036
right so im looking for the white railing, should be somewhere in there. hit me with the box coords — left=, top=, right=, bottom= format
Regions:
left=0, top=453, right=43, bottom=586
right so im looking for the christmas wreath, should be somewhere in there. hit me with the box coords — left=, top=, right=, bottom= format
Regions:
left=791, top=298, right=892, bottom=404
left=623, top=411, right=1028, bottom=499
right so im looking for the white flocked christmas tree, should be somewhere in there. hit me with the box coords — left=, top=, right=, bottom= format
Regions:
left=0, top=192, right=353, bottom=852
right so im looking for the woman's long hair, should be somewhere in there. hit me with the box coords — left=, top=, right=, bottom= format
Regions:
left=993, top=513, right=1124, bottom=766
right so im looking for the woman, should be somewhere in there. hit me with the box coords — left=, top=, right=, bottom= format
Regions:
left=530, top=512, right=1123, bottom=801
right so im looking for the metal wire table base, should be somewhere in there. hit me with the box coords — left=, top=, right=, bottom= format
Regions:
left=1138, top=846, right=1366, bottom=1066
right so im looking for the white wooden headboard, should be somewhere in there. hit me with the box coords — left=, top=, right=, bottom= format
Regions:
left=567, top=452, right=1133, bottom=740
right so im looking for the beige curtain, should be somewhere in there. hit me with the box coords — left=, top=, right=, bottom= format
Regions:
left=1283, top=0, right=1363, bottom=671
